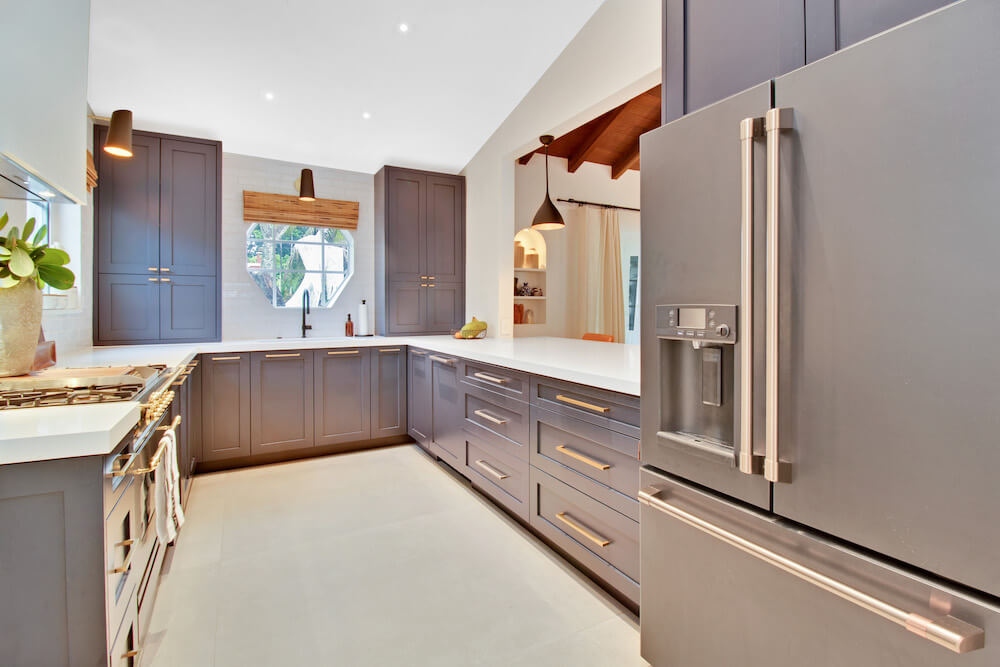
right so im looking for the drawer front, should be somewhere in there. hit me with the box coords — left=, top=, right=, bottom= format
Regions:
left=105, top=477, right=139, bottom=636
left=531, top=377, right=640, bottom=438
left=530, top=406, right=640, bottom=521
left=640, top=468, right=1000, bottom=667
left=459, top=359, right=530, bottom=401
left=109, top=588, right=139, bottom=667
left=461, top=382, right=529, bottom=460
left=529, top=467, right=639, bottom=603
left=466, top=438, right=529, bottom=521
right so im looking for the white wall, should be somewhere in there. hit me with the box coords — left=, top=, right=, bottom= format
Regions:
left=221, top=153, right=374, bottom=340
left=513, top=156, right=639, bottom=340
left=2, top=0, right=90, bottom=203
left=462, top=0, right=660, bottom=337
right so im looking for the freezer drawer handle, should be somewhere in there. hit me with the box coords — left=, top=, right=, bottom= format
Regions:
left=555, top=394, right=610, bottom=414
left=474, top=459, right=509, bottom=481
left=473, top=409, right=508, bottom=426
left=638, top=487, right=985, bottom=654
left=739, top=116, right=765, bottom=476
left=764, top=108, right=793, bottom=483
left=555, top=444, right=611, bottom=471
left=555, top=512, right=611, bottom=548
left=473, top=372, right=509, bottom=385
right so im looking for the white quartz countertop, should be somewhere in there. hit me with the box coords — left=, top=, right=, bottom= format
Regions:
left=2, top=336, right=639, bottom=466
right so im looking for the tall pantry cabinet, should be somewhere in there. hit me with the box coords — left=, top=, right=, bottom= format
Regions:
left=93, top=127, right=221, bottom=344
left=374, top=166, right=465, bottom=335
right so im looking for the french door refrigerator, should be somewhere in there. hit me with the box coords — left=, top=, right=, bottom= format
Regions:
left=638, top=1, right=1000, bottom=665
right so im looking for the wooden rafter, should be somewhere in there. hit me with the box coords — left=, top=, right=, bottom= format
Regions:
left=611, top=142, right=640, bottom=180
left=567, top=105, right=627, bottom=173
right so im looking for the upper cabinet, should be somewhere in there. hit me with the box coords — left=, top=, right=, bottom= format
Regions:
left=661, top=0, right=954, bottom=122
left=375, top=166, right=465, bottom=335
left=94, top=128, right=221, bottom=345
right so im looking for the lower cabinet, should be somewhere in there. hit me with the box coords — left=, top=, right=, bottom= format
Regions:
left=201, top=353, right=251, bottom=461
left=407, top=348, right=433, bottom=450
left=250, top=350, right=315, bottom=455
left=465, top=436, right=530, bottom=521
left=314, top=348, right=370, bottom=446
left=429, top=353, right=465, bottom=469
left=371, top=346, right=407, bottom=437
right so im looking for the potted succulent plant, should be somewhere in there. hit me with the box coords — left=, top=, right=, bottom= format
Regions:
left=0, top=211, right=75, bottom=376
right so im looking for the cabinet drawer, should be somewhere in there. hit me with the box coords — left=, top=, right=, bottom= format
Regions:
left=105, top=477, right=139, bottom=636
left=461, top=382, right=529, bottom=460
left=529, top=467, right=639, bottom=604
left=466, top=437, right=529, bottom=521
left=109, top=587, right=139, bottom=667
left=530, top=406, right=640, bottom=521
left=530, top=377, right=640, bottom=439
left=459, top=359, right=529, bottom=401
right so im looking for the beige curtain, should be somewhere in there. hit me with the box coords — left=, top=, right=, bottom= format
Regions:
left=569, top=206, right=625, bottom=342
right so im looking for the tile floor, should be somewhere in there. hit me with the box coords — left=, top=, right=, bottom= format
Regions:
left=144, top=444, right=647, bottom=666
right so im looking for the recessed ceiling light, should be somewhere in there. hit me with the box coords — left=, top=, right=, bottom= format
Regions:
left=264, top=92, right=274, bottom=101
left=398, top=23, right=409, bottom=33
left=362, top=111, right=372, bottom=120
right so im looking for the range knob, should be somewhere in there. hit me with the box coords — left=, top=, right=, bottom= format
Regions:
left=716, top=324, right=731, bottom=337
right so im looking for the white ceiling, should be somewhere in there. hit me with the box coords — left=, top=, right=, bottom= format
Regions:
left=88, top=0, right=605, bottom=175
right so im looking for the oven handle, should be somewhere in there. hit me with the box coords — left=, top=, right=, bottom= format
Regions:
left=638, top=486, right=985, bottom=654
left=113, top=415, right=181, bottom=477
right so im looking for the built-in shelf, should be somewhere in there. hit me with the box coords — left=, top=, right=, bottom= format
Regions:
left=514, top=295, right=546, bottom=300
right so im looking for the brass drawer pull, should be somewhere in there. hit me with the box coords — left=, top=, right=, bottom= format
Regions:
left=160, top=267, right=171, bottom=272
left=211, top=355, right=241, bottom=361
left=474, top=409, right=508, bottom=426
left=555, top=394, right=610, bottom=414
left=147, top=277, right=158, bottom=282
left=555, top=444, right=611, bottom=471
left=426, top=276, right=436, bottom=280
left=116, top=539, right=135, bottom=547
left=109, top=547, right=133, bottom=574
left=328, top=350, right=360, bottom=355
left=474, top=372, right=508, bottom=385
left=160, top=277, right=171, bottom=282
left=420, top=283, right=428, bottom=287
left=121, top=648, right=141, bottom=659
left=379, top=348, right=401, bottom=353
left=411, top=350, right=427, bottom=356
left=147, top=267, right=158, bottom=272
left=474, top=459, right=509, bottom=481
left=429, top=355, right=456, bottom=366
left=265, top=353, right=300, bottom=358
left=555, top=512, right=611, bottom=548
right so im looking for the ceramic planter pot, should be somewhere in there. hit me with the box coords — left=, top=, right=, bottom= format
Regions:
left=0, top=280, right=42, bottom=377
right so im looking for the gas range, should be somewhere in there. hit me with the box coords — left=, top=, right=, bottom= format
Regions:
left=0, top=365, right=168, bottom=410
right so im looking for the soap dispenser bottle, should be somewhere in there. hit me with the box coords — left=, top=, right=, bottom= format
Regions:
left=345, top=313, right=354, bottom=337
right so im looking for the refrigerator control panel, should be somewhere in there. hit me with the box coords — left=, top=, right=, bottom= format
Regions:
left=656, top=304, right=736, bottom=344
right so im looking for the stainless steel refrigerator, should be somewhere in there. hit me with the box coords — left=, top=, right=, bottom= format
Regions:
left=638, top=1, right=1000, bottom=664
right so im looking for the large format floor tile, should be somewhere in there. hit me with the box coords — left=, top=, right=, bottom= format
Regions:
left=142, top=445, right=645, bottom=666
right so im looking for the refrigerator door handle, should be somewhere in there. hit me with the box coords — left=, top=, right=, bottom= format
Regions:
left=739, top=117, right=765, bottom=476
left=638, top=486, right=986, bottom=654
left=764, top=107, right=794, bottom=483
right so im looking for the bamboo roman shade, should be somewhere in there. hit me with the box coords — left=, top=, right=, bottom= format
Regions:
left=242, top=190, right=359, bottom=230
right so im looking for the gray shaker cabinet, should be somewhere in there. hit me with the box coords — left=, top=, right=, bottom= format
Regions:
left=314, top=347, right=371, bottom=446
left=201, top=353, right=251, bottom=461
left=96, top=273, right=161, bottom=343
left=250, top=351, right=315, bottom=455
left=429, top=353, right=466, bottom=471
left=407, top=348, right=433, bottom=450
left=371, top=346, right=407, bottom=438
left=375, top=166, right=465, bottom=334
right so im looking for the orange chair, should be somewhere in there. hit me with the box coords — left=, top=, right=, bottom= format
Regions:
left=582, top=333, right=614, bottom=342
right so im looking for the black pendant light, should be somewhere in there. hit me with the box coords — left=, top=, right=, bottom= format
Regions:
left=103, top=109, right=134, bottom=158
left=298, top=168, right=316, bottom=201
left=531, top=134, right=565, bottom=230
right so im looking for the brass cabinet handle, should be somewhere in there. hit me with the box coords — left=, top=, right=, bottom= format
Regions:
left=121, top=648, right=141, bottom=659
left=555, top=444, right=611, bottom=471
left=474, top=459, right=509, bottom=481
left=426, top=276, right=436, bottom=280
left=428, top=355, right=456, bottom=366
left=116, top=539, right=135, bottom=547
left=473, top=372, right=508, bottom=385
left=555, top=394, right=610, bottom=414
left=147, top=277, right=158, bottom=282
left=160, top=267, right=171, bottom=272
left=638, top=487, right=985, bottom=654
left=555, top=512, right=611, bottom=548
left=420, top=283, right=428, bottom=287
left=147, top=267, right=158, bottom=272
left=474, top=409, right=508, bottom=426
left=109, top=546, right=133, bottom=574
left=328, top=350, right=359, bottom=355
left=379, top=348, right=401, bottom=353
left=411, top=350, right=427, bottom=356
left=211, top=355, right=241, bottom=361
left=160, top=277, right=171, bottom=282
left=265, top=352, right=300, bottom=358
left=428, top=284, right=436, bottom=288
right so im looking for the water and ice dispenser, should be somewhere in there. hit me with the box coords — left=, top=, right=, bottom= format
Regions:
left=655, top=304, right=740, bottom=466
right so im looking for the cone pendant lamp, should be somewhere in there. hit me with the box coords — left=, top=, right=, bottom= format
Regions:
left=103, top=110, right=134, bottom=158
left=531, top=135, right=565, bottom=230
left=298, top=168, right=316, bottom=201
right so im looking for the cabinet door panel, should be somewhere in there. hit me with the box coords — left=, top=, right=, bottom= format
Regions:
left=95, top=129, right=160, bottom=274
left=425, top=283, right=463, bottom=333
left=159, top=139, right=219, bottom=276
left=387, top=282, right=426, bottom=334
left=314, top=348, right=370, bottom=446
left=407, top=349, right=433, bottom=449
left=805, top=0, right=954, bottom=61
left=251, top=351, right=314, bottom=454
left=424, top=175, right=464, bottom=283
left=97, top=274, right=161, bottom=343
left=158, top=275, right=217, bottom=341
left=430, top=356, right=465, bottom=471
left=371, top=347, right=407, bottom=437
left=386, top=170, right=425, bottom=282
left=201, top=353, right=251, bottom=461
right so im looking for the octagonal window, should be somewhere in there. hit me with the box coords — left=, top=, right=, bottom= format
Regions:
left=246, top=223, right=354, bottom=308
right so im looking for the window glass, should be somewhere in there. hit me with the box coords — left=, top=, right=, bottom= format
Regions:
left=246, top=223, right=353, bottom=308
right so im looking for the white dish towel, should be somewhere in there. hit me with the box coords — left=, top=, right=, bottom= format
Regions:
left=154, top=428, right=186, bottom=545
